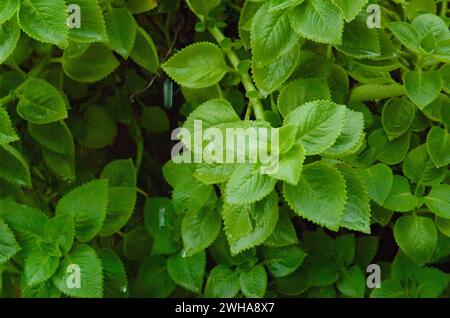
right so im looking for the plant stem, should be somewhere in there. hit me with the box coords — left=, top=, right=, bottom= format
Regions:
left=0, top=93, right=14, bottom=106
left=196, top=17, right=265, bottom=121
left=441, top=0, right=448, bottom=17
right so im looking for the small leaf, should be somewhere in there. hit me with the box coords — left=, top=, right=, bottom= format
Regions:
left=223, top=191, right=279, bottom=255
left=0, top=17, right=20, bottom=64
left=381, top=98, right=415, bottom=141
left=336, top=266, right=366, bottom=298
left=425, top=185, right=450, bottom=219
left=133, top=256, right=176, bottom=297
left=98, top=249, right=128, bottom=298
left=17, top=79, right=68, bottom=124
left=205, top=265, right=240, bottom=298
left=130, top=27, right=159, bottom=73
left=383, top=176, right=418, bottom=212
left=162, top=42, right=230, bottom=89
left=426, top=126, right=450, bottom=168
left=263, top=246, right=306, bottom=278
left=68, top=0, right=107, bottom=43
left=394, top=215, right=437, bottom=265
left=404, top=70, right=441, bottom=109
left=167, top=251, right=206, bottom=293
left=0, top=144, right=31, bottom=187
left=239, top=264, right=267, bottom=298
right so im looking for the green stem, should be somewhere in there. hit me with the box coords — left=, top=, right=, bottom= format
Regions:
left=0, top=93, right=14, bottom=106
left=201, top=21, right=265, bottom=120
left=441, top=0, right=448, bottom=17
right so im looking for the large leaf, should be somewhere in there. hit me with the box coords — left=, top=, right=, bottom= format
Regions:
left=383, top=176, right=418, bottom=212
left=289, top=0, right=344, bottom=44
left=18, top=0, right=68, bottom=47
left=404, top=70, right=441, bottom=109
left=223, top=191, right=279, bottom=255
left=425, top=185, right=450, bottom=219
left=0, top=17, right=20, bottom=64
left=381, top=98, right=415, bottom=141
left=250, top=3, right=299, bottom=67
left=239, top=264, right=267, bottom=298
left=105, top=8, right=137, bottom=59
left=284, top=100, right=346, bottom=155
left=0, top=0, right=19, bottom=24
left=68, top=0, right=107, bottom=43
left=426, top=127, right=450, bottom=168
left=283, top=163, right=347, bottom=231
left=55, top=180, right=109, bottom=242
left=53, top=245, right=103, bottom=298
left=205, top=265, right=240, bottom=298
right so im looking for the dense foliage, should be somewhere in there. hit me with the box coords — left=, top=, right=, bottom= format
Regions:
left=0, top=0, right=449, bottom=298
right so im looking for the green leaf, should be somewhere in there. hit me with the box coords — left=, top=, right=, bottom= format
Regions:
left=99, top=159, right=137, bottom=236
left=359, top=163, right=394, bottom=205
left=78, top=105, right=117, bottom=149
left=377, top=131, right=411, bottom=165
left=336, top=266, right=365, bottom=298
left=182, top=205, right=221, bottom=257
left=284, top=100, right=346, bottom=155
left=403, top=145, right=447, bottom=186
left=426, top=126, right=450, bottom=168
left=387, top=22, right=421, bottom=53
left=0, top=107, right=18, bottom=145
left=130, top=27, right=159, bottom=73
left=264, top=246, right=306, bottom=277
left=0, top=218, right=20, bottom=264
left=350, top=83, right=405, bottom=102
left=18, top=0, right=68, bottom=48
left=334, top=234, right=356, bottom=266
left=105, top=8, right=137, bottom=59
left=56, top=179, right=108, bottom=242
left=167, top=251, right=206, bottom=294
left=0, top=198, right=48, bottom=254
left=381, top=98, right=415, bottom=141
left=394, top=215, right=437, bottom=265
left=62, top=43, right=119, bottom=83
left=337, top=14, right=380, bottom=58
left=425, top=185, right=450, bottom=219
left=0, top=17, right=20, bottom=64
left=250, top=3, right=299, bottom=67
left=53, top=245, right=103, bottom=298
left=0, top=144, right=31, bottom=187
left=0, top=0, right=19, bottom=24
left=133, top=256, right=176, bottom=297
left=268, top=0, right=305, bottom=12
left=28, top=121, right=74, bottom=154
left=337, top=165, right=371, bottom=234
left=225, top=164, right=277, bottom=204
left=404, top=70, right=441, bottom=109
left=354, top=236, right=379, bottom=268
left=289, top=0, right=344, bottom=44
left=223, top=191, right=279, bottom=255
left=162, top=42, right=230, bottom=89
left=44, top=215, right=74, bottom=254
left=144, top=197, right=178, bottom=255
left=283, top=163, right=347, bottom=231
left=68, top=0, right=107, bottom=43
left=324, top=108, right=365, bottom=156
left=252, top=43, right=300, bottom=95
left=268, top=144, right=304, bottom=185
left=383, top=176, right=418, bottom=212
left=186, top=0, right=220, bottom=16
left=17, top=79, right=68, bottom=124
left=125, top=0, right=157, bottom=13
left=98, top=249, right=128, bottom=298
left=239, top=264, right=267, bottom=298
left=264, top=211, right=298, bottom=247
left=332, top=0, right=368, bottom=22
left=24, top=247, right=59, bottom=286
left=277, top=78, right=331, bottom=117
left=123, top=226, right=152, bottom=261
left=370, top=279, right=406, bottom=298
left=205, top=265, right=240, bottom=298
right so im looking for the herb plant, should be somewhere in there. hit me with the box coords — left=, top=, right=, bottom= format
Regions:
left=0, top=0, right=449, bottom=298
